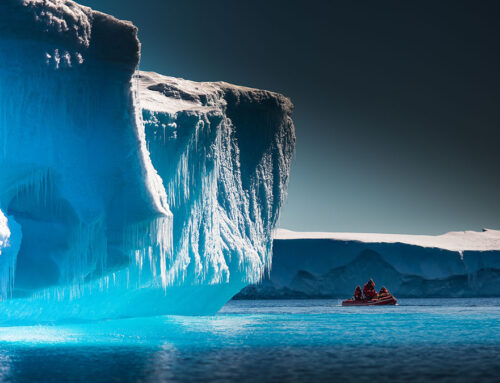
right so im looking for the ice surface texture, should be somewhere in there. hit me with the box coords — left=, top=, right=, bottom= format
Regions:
left=236, top=229, right=500, bottom=299
left=0, top=0, right=295, bottom=322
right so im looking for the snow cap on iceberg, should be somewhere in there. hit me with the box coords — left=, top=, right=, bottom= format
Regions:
left=0, top=0, right=140, bottom=72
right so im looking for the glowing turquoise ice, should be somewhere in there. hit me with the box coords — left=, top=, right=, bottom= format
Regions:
left=0, top=299, right=498, bottom=383
left=0, top=0, right=294, bottom=322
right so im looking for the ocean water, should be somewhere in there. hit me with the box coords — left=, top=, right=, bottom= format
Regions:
left=0, top=298, right=498, bottom=383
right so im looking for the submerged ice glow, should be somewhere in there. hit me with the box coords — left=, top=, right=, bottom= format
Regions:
left=0, top=299, right=499, bottom=383
left=0, top=0, right=295, bottom=322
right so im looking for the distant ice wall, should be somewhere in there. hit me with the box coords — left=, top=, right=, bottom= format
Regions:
left=235, top=230, right=500, bottom=299
left=0, top=1, right=295, bottom=322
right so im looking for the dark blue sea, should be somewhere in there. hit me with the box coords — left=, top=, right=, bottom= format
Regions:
left=0, top=298, right=498, bottom=383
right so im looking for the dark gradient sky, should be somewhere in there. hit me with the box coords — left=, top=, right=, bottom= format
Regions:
left=80, top=0, right=500, bottom=234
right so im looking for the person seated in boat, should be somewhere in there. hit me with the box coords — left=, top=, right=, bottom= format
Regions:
left=378, top=286, right=390, bottom=298
left=353, top=285, right=363, bottom=301
left=363, top=278, right=378, bottom=300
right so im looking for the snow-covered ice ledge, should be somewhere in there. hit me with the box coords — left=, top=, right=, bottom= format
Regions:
left=0, top=0, right=295, bottom=322
left=275, top=228, right=500, bottom=252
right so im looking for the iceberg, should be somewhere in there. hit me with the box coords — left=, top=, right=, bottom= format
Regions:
left=235, top=229, right=500, bottom=299
left=0, top=0, right=295, bottom=322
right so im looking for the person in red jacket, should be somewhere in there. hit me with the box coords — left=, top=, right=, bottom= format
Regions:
left=363, top=278, right=378, bottom=300
left=379, top=286, right=390, bottom=298
left=353, top=285, right=363, bottom=301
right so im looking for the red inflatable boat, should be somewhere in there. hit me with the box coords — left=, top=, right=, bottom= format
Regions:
left=342, top=294, right=398, bottom=306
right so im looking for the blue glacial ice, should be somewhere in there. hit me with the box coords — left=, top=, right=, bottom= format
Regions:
left=0, top=0, right=295, bottom=322
left=236, top=229, right=500, bottom=299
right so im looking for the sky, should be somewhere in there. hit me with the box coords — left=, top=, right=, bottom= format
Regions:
left=79, top=0, right=500, bottom=235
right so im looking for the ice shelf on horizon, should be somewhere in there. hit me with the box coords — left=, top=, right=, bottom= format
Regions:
left=235, top=229, right=500, bottom=299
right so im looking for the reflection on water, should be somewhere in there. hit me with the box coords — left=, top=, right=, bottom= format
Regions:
left=0, top=299, right=498, bottom=383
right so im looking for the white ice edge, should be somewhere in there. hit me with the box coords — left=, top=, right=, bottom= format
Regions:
left=274, top=228, right=500, bottom=252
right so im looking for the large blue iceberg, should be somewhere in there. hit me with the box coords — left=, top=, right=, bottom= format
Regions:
left=0, top=0, right=295, bottom=322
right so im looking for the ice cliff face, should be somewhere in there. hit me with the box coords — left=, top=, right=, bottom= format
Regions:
left=137, top=72, right=294, bottom=288
left=0, top=0, right=295, bottom=322
left=235, top=229, right=500, bottom=299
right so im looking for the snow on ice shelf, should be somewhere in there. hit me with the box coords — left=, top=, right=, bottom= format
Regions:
left=274, top=228, right=500, bottom=252
left=0, top=0, right=295, bottom=323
